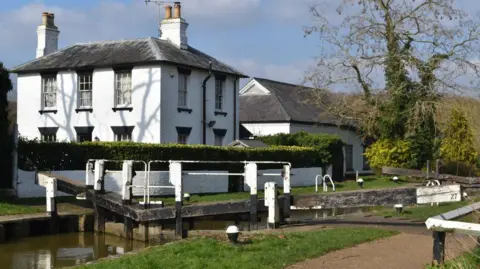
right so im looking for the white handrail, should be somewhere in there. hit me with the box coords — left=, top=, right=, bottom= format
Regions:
left=315, top=174, right=335, bottom=193
left=323, top=174, right=335, bottom=192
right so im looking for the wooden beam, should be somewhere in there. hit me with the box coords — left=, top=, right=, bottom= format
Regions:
left=382, top=167, right=480, bottom=185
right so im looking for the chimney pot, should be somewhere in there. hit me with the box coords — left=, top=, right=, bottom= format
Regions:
left=173, top=2, right=181, bottom=19
left=42, top=12, right=49, bottom=25
left=164, top=5, right=172, bottom=19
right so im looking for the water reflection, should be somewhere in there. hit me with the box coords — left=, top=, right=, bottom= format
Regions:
left=0, top=233, right=149, bottom=269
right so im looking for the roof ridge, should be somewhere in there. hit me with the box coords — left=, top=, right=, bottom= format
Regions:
left=74, top=37, right=152, bottom=46
left=147, top=37, right=163, bottom=60
left=254, top=77, right=313, bottom=90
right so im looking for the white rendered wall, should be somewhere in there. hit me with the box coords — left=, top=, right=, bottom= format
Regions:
left=160, top=64, right=239, bottom=145
left=16, top=66, right=162, bottom=142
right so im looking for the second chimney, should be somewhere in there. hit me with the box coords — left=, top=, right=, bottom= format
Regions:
left=173, top=2, right=181, bottom=19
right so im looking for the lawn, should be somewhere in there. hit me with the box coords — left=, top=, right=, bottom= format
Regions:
left=75, top=227, right=398, bottom=269
left=373, top=199, right=479, bottom=222
left=0, top=196, right=91, bottom=216
left=153, top=175, right=413, bottom=206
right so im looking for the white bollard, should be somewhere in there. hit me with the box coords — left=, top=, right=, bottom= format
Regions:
left=85, top=162, right=94, bottom=189
left=122, top=160, right=133, bottom=203
left=264, top=182, right=280, bottom=229
left=94, top=160, right=105, bottom=192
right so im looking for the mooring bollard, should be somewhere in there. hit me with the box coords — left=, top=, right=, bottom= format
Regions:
left=169, top=161, right=184, bottom=238
left=265, top=182, right=280, bottom=229
left=282, top=164, right=291, bottom=220
left=244, top=162, right=258, bottom=230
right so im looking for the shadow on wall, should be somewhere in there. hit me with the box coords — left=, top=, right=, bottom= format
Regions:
left=44, top=69, right=161, bottom=142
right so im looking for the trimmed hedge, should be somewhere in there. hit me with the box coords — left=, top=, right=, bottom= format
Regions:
left=258, top=131, right=345, bottom=180
left=18, top=139, right=332, bottom=171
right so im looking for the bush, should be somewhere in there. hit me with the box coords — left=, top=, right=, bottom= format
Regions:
left=364, top=139, right=413, bottom=171
left=18, top=138, right=332, bottom=171
left=259, top=131, right=345, bottom=179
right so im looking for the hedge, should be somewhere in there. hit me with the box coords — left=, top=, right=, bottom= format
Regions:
left=18, top=139, right=333, bottom=171
left=258, top=131, right=345, bottom=180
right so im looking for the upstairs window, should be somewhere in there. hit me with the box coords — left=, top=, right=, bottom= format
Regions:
left=78, top=73, right=93, bottom=107
left=177, top=68, right=191, bottom=108
left=38, top=127, right=58, bottom=142
left=75, top=126, right=94, bottom=142
left=111, top=126, right=134, bottom=142
left=176, top=126, right=192, bottom=144
left=115, top=71, right=132, bottom=106
left=42, top=75, right=57, bottom=108
left=215, top=79, right=224, bottom=111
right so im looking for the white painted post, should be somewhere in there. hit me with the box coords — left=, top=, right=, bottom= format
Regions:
left=93, top=160, right=105, bottom=192
left=85, top=162, right=94, bottom=189
left=45, top=177, right=57, bottom=214
left=265, top=182, right=280, bottom=229
left=283, top=164, right=291, bottom=219
left=121, top=160, right=133, bottom=203
left=169, top=161, right=184, bottom=238
left=244, top=162, right=258, bottom=230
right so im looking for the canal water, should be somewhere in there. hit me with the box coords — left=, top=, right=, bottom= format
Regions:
left=0, top=207, right=376, bottom=269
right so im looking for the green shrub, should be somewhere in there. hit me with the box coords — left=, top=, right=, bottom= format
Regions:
left=259, top=131, right=345, bottom=179
left=18, top=138, right=332, bottom=171
left=440, top=108, right=477, bottom=166
left=364, top=139, right=412, bottom=171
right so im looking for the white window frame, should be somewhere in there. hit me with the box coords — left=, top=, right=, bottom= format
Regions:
left=78, top=73, right=93, bottom=108
left=115, top=133, right=132, bottom=142
left=177, top=134, right=188, bottom=144
left=215, top=79, right=224, bottom=111
left=114, top=71, right=132, bottom=106
left=178, top=73, right=188, bottom=108
left=214, top=134, right=224, bottom=146
left=42, top=75, right=57, bottom=109
left=41, top=134, right=56, bottom=142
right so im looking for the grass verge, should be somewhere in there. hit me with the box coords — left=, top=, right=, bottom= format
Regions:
left=426, top=248, right=480, bottom=269
left=0, top=196, right=90, bottom=216
left=154, top=175, right=414, bottom=206
left=74, top=227, right=398, bottom=269
left=373, top=199, right=479, bottom=222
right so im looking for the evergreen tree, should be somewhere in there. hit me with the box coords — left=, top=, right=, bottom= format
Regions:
left=0, top=62, right=13, bottom=187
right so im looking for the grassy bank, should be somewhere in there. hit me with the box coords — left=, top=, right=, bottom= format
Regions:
left=75, top=227, right=397, bottom=269
left=373, top=199, right=479, bottom=222
left=156, top=175, right=412, bottom=205
left=0, top=196, right=91, bottom=216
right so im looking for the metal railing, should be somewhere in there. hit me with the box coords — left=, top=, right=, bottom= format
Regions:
left=315, top=174, right=335, bottom=193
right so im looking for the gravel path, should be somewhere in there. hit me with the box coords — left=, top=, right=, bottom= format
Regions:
left=286, top=217, right=477, bottom=269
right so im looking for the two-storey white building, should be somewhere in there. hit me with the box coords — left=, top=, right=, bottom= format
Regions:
left=12, top=3, right=247, bottom=145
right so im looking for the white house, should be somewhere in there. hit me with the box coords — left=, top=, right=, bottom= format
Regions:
left=239, top=77, right=371, bottom=174
left=11, top=4, right=247, bottom=146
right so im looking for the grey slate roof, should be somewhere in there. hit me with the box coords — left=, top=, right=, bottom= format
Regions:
left=11, top=37, right=247, bottom=77
left=240, top=78, right=357, bottom=127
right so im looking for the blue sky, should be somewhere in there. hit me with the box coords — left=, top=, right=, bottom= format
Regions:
left=0, top=0, right=324, bottom=98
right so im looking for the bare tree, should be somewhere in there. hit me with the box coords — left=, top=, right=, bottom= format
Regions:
left=303, top=0, right=480, bottom=138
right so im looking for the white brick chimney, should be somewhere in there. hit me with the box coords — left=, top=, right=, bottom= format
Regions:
left=36, top=12, right=60, bottom=58
left=160, top=2, right=188, bottom=49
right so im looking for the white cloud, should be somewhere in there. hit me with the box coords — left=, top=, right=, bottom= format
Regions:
left=0, top=0, right=261, bottom=69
